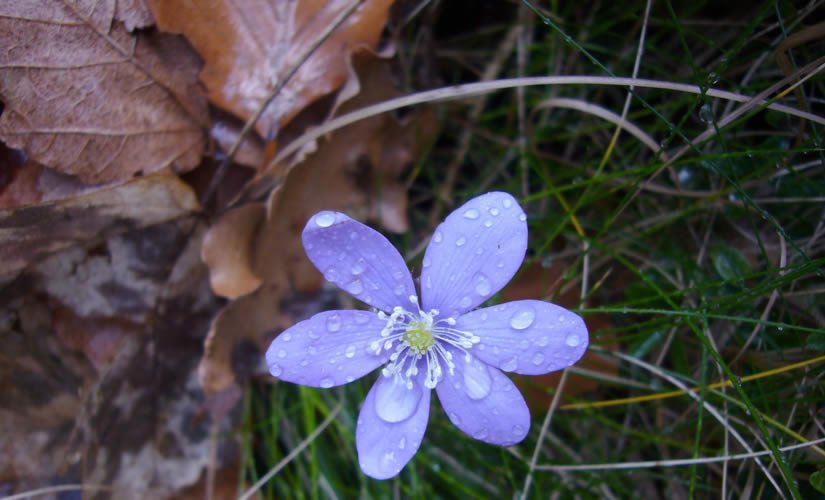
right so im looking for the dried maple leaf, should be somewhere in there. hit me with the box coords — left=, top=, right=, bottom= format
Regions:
left=147, top=0, right=394, bottom=140
left=0, top=1, right=207, bottom=184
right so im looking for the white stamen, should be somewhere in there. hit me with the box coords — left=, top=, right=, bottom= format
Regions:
left=376, top=296, right=477, bottom=390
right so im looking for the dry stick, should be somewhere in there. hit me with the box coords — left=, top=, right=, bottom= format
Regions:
left=270, top=75, right=825, bottom=167
left=611, top=351, right=786, bottom=499
left=201, top=0, right=365, bottom=209
left=535, top=436, right=825, bottom=471
left=238, top=402, right=343, bottom=500
left=428, top=24, right=523, bottom=228
left=520, top=369, right=570, bottom=500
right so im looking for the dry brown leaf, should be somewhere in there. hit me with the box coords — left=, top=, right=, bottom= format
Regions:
left=147, top=0, right=394, bottom=139
left=0, top=1, right=207, bottom=183
left=198, top=55, right=435, bottom=394
left=201, top=203, right=266, bottom=299
left=0, top=173, right=199, bottom=278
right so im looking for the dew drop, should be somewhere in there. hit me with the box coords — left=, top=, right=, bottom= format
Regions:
left=497, top=260, right=505, bottom=268
left=308, top=329, right=320, bottom=340
left=392, top=270, right=404, bottom=281
left=509, top=309, right=535, bottom=330
left=315, top=212, right=335, bottom=227
left=270, top=364, right=282, bottom=376
left=512, top=424, right=524, bottom=436
left=399, top=436, right=407, bottom=449
left=565, top=334, right=580, bottom=347
left=459, top=296, right=472, bottom=308
left=474, top=274, right=491, bottom=297
left=326, top=314, right=342, bottom=332
left=473, top=428, right=489, bottom=440
left=346, top=279, right=364, bottom=295
left=346, top=375, right=355, bottom=382
left=355, top=313, right=369, bottom=324
left=393, top=284, right=405, bottom=295
left=277, top=349, right=286, bottom=359
left=423, top=256, right=432, bottom=268
left=351, top=261, right=365, bottom=275
left=282, top=332, right=292, bottom=341
left=489, top=207, right=500, bottom=216
left=345, top=345, right=357, bottom=358
left=475, top=248, right=484, bottom=255
left=532, top=352, right=545, bottom=365
left=449, top=412, right=462, bottom=424
left=518, top=213, right=527, bottom=222
left=433, top=231, right=443, bottom=243
left=519, top=339, right=529, bottom=350
left=480, top=312, right=489, bottom=321
left=537, top=336, right=549, bottom=347
left=503, top=198, right=513, bottom=209
left=463, top=208, right=480, bottom=219
left=483, top=220, right=493, bottom=228
left=300, top=359, right=309, bottom=367
left=455, top=236, right=467, bottom=247
left=501, top=356, right=518, bottom=372
left=320, top=377, right=334, bottom=388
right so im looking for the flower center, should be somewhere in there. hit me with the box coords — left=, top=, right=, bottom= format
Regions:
left=371, top=295, right=480, bottom=390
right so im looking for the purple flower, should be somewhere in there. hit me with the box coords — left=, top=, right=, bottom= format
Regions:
left=266, top=192, right=588, bottom=479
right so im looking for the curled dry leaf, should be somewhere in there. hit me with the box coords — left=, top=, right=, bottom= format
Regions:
left=147, top=0, right=394, bottom=139
left=0, top=1, right=207, bottom=183
left=201, top=202, right=265, bottom=299
left=0, top=173, right=199, bottom=279
left=198, top=55, right=436, bottom=395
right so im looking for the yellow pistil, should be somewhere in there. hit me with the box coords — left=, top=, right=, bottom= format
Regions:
left=403, top=320, right=435, bottom=355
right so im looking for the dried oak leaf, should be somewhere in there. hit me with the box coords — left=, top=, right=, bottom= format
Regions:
left=0, top=173, right=198, bottom=279
left=147, top=0, right=394, bottom=139
left=0, top=1, right=207, bottom=184
left=198, top=55, right=436, bottom=394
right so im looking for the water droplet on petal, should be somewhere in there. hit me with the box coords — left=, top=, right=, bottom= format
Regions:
left=455, top=236, right=466, bottom=247
left=345, top=345, right=356, bottom=358
left=308, top=329, right=320, bottom=340
left=480, top=312, right=488, bottom=321
left=489, top=207, right=500, bottom=216
left=565, top=334, right=581, bottom=347
left=537, top=336, right=549, bottom=347
left=315, top=212, right=335, bottom=227
left=433, top=231, right=443, bottom=243
left=459, top=296, right=472, bottom=308
left=423, top=256, right=431, bottom=268
left=346, top=375, right=354, bottom=382
left=509, top=309, right=535, bottom=330
left=473, top=428, right=489, bottom=440
left=519, top=339, right=529, bottom=350
left=532, top=352, right=545, bottom=365
left=300, top=359, right=309, bottom=367
left=326, top=314, right=342, bottom=332
left=463, top=361, right=492, bottom=400
left=393, top=284, right=405, bottom=295
left=512, top=424, right=524, bottom=436
left=483, top=220, right=493, bottom=228
left=518, top=213, right=527, bottom=222
left=349, top=231, right=358, bottom=240
left=449, top=412, right=462, bottom=424
left=346, top=279, right=364, bottom=295
left=282, top=332, right=292, bottom=341
left=355, top=313, right=369, bottom=324
left=277, top=349, right=286, bottom=358
left=398, top=436, right=407, bottom=449
left=501, top=356, right=518, bottom=372
left=320, top=377, right=334, bottom=388
left=270, top=364, right=282, bottom=376
left=463, top=208, right=480, bottom=219
left=351, top=261, right=365, bottom=275
left=503, top=198, right=513, bottom=209
left=474, top=273, right=491, bottom=297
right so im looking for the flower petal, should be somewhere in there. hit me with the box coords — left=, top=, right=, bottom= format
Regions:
left=421, top=192, right=527, bottom=316
left=356, top=373, right=431, bottom=479
left=436, top=353, right=530, bottom=446
left=265, top=310, right=389, bottom=388
left=457, top=300, right=588, bottom=375
left=303, top=211, right=416, bottom=313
